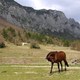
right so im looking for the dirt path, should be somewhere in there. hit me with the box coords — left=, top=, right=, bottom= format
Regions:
left=0, top=65, right=80, bottom=69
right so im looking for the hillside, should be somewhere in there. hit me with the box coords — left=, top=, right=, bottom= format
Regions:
left=0, top=17, right=63, bottom=46
left=0, top=17, right=27, bottom=44
left=0, top=0, right=80, bottom=39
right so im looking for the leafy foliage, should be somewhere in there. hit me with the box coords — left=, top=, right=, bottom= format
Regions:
left=63, top=40, right=71, bottom=47
left=2, top=27, right=16, bottom=42
left=1, top=27, right=69, bottom=46
left=30, top=42, right=40, bottom=49
left=71, top=40, right=80, bottom=51
left=0, top=42, right=5, bottom=48
left=25, top=32, right=54, bottom=44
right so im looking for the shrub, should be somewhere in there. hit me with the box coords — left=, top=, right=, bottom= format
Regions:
left=30, top=42, right=40, bottom=49
left=25, top=32, right=54, bottom=44
left=7, top=27, right=16, bottom=37
left=2, top=29, right=8, bottom=40
left=2, top=27, right=18, bottom=44
left=63, top=40, right=70, bottom=47
left=71, top=40, right=80, bottom=51
left=0, top=42, right=5, bottom=48
left=2, top=27, right=16, bottom=41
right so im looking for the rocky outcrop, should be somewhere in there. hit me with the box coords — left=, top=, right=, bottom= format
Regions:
left=0, top=0, right=80, bottom=39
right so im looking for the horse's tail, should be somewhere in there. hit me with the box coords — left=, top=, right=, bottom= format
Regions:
left=64, top=60, right=69, bottom=67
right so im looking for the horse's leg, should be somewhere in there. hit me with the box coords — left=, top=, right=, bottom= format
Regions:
left=64, top=60, right=67, bottom=71
left=60, top=61, right=63, bottom=71
left=57, top=62, right=60, bottom=72
left=50, top=62, right=54, bottom=73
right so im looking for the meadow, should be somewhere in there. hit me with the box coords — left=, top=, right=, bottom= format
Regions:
left=0, top=43, right=80, bottom=80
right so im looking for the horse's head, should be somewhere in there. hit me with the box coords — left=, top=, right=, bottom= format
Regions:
left=46, top=52, right=56, bottom=62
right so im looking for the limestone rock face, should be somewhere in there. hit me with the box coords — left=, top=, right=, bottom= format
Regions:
left=0, top=0, right=80, bottom=39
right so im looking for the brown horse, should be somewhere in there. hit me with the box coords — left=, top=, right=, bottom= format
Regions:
left=46, top=51, right=69, bottom=73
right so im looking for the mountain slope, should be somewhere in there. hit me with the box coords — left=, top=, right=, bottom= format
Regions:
left=0, top=0, right=80, bottom=39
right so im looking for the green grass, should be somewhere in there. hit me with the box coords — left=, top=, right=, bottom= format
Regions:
left=0, top=64, right=80, bottom=80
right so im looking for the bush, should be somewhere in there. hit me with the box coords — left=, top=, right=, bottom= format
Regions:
left=2, top=27, right=16, bottom=41
left=25, top=32, right=54, bottom=44
left=30, top=43, right=40, bottom=49
left=2, top=29, right=8, bottom=40
left=63, top=40, right=70, bottom=47
left=71, top=40, right=80, bottom=51
left=0, top=42, right=5, bottom=48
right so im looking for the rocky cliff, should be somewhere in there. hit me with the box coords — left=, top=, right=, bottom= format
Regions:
left=0, top=0, right=80, bottom=39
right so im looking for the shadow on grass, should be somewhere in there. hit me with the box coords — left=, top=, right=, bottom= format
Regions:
left=49, top=69, right=69, bottom=76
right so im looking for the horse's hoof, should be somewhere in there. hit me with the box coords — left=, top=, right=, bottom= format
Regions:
left=50, top=72, right=52, bottom=74
left=61, top=70, right=63, bottom=72
left=49, top=72, right=53, bottom=75
left=65, top=69, right=67, bottom=71
left=58, top=70, right=60, bottom=73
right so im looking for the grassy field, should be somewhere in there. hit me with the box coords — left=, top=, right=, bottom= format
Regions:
left=0, top=43, right=80, bottom=80
left=0, top=64, right=80, bottom=80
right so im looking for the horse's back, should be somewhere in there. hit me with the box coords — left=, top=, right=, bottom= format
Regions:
left=57, top=51, right=66, bottom=61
